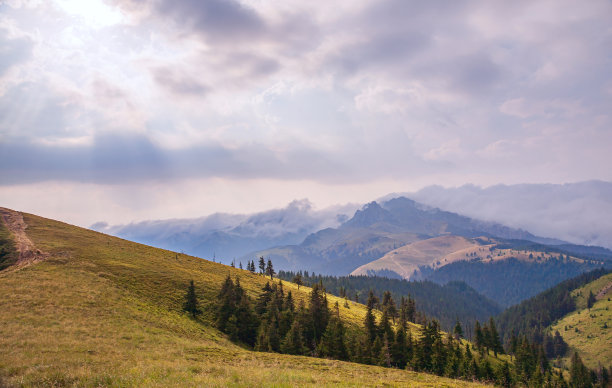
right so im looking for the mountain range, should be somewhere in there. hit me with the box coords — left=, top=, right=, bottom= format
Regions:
left=93, top=182, right=612, bottom=307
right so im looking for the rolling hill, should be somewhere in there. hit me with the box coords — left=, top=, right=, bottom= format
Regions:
left=550, top=271, right=612, bottom=369
left=0, top=207, right=487, bottom=387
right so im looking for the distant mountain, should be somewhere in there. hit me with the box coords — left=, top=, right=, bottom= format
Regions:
left=249, top=197, right=564, bottom=275
left=91, top=200, right=358, bottom=264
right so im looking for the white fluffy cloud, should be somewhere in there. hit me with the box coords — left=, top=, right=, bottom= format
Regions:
left=1, top=0, right=611, bottom=225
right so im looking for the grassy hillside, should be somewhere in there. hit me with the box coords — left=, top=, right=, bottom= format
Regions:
left=0, top=210, right=486, bottom=387
left=551, top=272, right=612, bottom=369
left=351, top=235, right=594, bottom=281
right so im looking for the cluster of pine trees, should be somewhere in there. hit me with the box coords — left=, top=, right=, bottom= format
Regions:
left=276, top=270, right=501, bottom=332
left=496, top=268, right=610, bottom=359
left=427, top=257, right=603, bottom=307
left=181, top=262, right=612, bottom=387
left=193, top=274, right=543, bottom=386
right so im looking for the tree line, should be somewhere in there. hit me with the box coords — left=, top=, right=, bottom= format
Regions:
left=276, top=269, right=501, bottom=334
left=181, top=272, right=609, bottom=387
left=496, top=268, right=611, bottom=358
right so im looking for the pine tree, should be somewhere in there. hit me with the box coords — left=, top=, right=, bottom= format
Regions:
left=255, top=282, right=273, bottom=316
left=258, top=256, right=265, bottom=274
left=488, top=317, right=503, bottom=357
left=318, top=302, right=348, bottom=360
left=292, top=273, right=303, bottom=289
left=381, top=291, right=397, bottom=324
left=216, top=275, right=237, bottom=332
left=266, top=259, right=275, bottom=280
left=391, top=302, right=408, bottom=368
left=233, top=277, right=259, bottom=346
left=379, top=308, right=394, bottom=342
left=570, top=351, right=592, bottom=388
left=308, top=283, right=329, bottom=344
left=281, top=319, right=307, bottom=355
left=364, top=291, right=378, bottom=343
left=587, top=290, right=596, bottom=310
left=183, top=280, right=202, bottom=318
left=474, top=320, right=484, bottom=354
left=406, top=295, right=416, bottom=322
left=379, top=333, right=392, bottom=367
left=496, top=361, right=512, bottom=388
left=453, top=319, right=464, bottom=340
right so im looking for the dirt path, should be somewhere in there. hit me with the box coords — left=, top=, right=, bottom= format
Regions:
left=596, top=281, right=612, bottom=300
left=0, top=207, right=48, bottom=268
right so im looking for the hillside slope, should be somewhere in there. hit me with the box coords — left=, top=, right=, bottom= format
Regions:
left=351, top=235, right=484, bottom=278
left=0, top=209, right=485, bottom=387
left=551, top=272, right=612, bottom=369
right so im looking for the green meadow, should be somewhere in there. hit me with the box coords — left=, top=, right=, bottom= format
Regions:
left=551, top=272, right=612, bottom=369
left=0, top=212, right=488, bottom=387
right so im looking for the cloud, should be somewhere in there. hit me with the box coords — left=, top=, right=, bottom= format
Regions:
left=409, top=181, right=612, bottom=249
left=0, top=0, right=612, bottom=226
left=151, top=67, right=209, bottom=97
left=0, top=28, right=33, bottom=76
left=154, top=0, right=266, bottom=42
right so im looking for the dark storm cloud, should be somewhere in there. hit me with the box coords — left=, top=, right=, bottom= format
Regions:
left=154, top=0, right=266, bottom=42
left=0, top=133, right=339, bottom=184
left=0, top=131, right=442, bottom=185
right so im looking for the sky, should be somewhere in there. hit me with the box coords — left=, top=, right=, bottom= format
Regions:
left=0, top=0, right=611, bottom=227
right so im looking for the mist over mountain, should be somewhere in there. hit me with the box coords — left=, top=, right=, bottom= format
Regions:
left=250, top=197, right=562, bottom=276
left=402, top=181, right=612, bottom=249
left=91, top=200, right=358, bottom=263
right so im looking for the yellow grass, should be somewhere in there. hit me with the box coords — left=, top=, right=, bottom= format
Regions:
left=0, top=211, right=487, bottom=387
left=550, top=272, right=612, bottom=369
left=352, top=234, right=590, bottom=278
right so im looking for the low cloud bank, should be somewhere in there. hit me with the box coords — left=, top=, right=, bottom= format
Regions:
left=407, top=181, right=612, bottom=249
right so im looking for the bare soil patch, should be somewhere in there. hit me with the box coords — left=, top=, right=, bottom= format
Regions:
left=596, top=281, right=612, bottom=299
left=0, top=207, right=48, bottom=268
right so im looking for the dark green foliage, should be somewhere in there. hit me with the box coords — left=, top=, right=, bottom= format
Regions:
left=587, top=290, right=596, bottom=309
left=292, top=273, right=303, bottom=289
left=570, top=351, right=592, bottom=388
left=453, top=320, right=464, bottom=340
left=318, top=302, right=348, bottom=360
left=276, top=270, right=500, bottom=332
left=427, top=257, right=605, bottom=307
left=487, top=317, right=504, bottom=357
left=308, top=283, right=329, bottom=344
left=208, top=272, right=583, bottom=386
left=496, top=361, right=512, bottom=387
left=364, top=291, right=378, bottom=343
left=182, top=280, right=201, bottom=318
left=0, top=221, right=18, bottom=271
left=474, top=321, right=484, bottom=353
left=496, top=268, right=610, bottom=358
left=258, top=256, right=265, bottom=274
left=266, top=259, right=275, bottom=280
left=280, top=319, right=307, bottom=355
left=215, top=275, right=258, bottom=346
